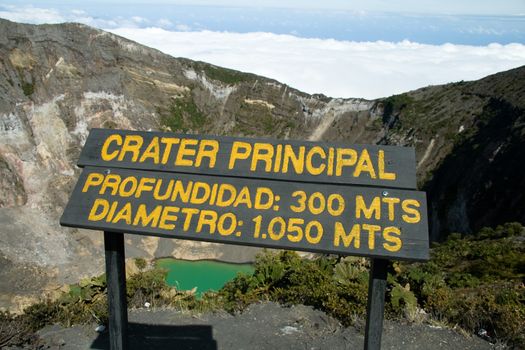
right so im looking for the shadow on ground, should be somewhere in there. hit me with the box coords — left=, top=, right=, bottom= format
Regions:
left=91, top=323, right=217, bottom=349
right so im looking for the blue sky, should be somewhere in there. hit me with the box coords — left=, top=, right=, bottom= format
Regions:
left=3, top=0, right=524, bottom=44
left=1, top=1, right=524, bottom=98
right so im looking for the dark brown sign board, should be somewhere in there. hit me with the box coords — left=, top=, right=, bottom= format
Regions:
left=60, top=128, right=429, bottom=350
left=77, top=128, right=417, bottom=189
left=61, top=166, right=429, bottom=261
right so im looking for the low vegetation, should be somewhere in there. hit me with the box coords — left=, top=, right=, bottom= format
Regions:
left=382, top=93, right=415, bottom=124
left=1, top=223, right=523, bottom=348
left=222, top=224, right=524, bottom=347
left=192, top=61, right=256, bottom=85
left=21, top=81, right=34, bottom=96
left=159, top=97, right=207, bottom=132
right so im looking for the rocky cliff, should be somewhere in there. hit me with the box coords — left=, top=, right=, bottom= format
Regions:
left=0, top=18, right=523, bottom=310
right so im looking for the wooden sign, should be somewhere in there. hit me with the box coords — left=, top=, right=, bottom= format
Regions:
left=60, top=128, right=430, bottom=350
left=60, top=166, right=429, bottom=260
left=77, top=128, right=417, bottom=189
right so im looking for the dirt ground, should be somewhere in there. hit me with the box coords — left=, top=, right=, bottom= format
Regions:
left=27, top=302, right=503, bottom=350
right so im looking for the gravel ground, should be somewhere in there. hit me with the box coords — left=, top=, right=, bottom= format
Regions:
left=34, top=302, right=501, bottom=350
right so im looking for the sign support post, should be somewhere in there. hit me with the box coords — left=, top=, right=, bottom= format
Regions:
left=364, top=258, right=388, bottom=350
left=104, top=231, right=128, bottom=350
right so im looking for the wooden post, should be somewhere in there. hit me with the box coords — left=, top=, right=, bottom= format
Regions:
left=104, top=231, right=128, bottom=350
left=364, top=258, right=388, bottom=350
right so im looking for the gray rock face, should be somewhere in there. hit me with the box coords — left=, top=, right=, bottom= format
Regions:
left=0, top=18, right=524, bottom=310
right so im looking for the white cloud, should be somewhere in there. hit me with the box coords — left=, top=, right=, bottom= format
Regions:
left=131, top=16, right=148, bottom=24
left=109, top=27, right=525, bottom=99
left=71, top=9, right=88, bottom=16
left=175, top=24, right=191, bottom=31
left=157, top=18, right=173, bottom=27
left=0, top=5, right=64, bottom=23
left=0, top=5, right=145, bottom=29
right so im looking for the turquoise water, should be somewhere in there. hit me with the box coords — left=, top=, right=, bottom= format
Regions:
left=156, top=259, right=254, bottom=296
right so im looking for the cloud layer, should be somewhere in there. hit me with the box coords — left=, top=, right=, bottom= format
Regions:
left=1, top=5, right=524, bottom=99
left=110, top=27, right=525, bottom=99
left=0, top=5, right=173, bottom=29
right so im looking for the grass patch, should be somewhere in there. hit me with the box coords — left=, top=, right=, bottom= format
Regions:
left=160, top=103, right=184, bottom=131
left=159, top=97, right=206, bottom=132
left=234, top=101, right=293, bottom=137
left=262, top=114, right=277, bottom=134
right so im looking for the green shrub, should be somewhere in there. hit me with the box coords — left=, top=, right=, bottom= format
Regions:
left=21, top=81, right=34, bottom=96
left=389, top=282, right=418, bottom=321
left=23, top=275, right=109, bottom=329
left=398, top=223, right=525, bottom=347
left=16, top=264, right=228, bottom=332
left=127, top=268, right=169, bottom=308
left=333, top=257, right=369, bottom=286
left=220, top=251, right=369, bottom=326
left=135, top=257, right=147, bottom=270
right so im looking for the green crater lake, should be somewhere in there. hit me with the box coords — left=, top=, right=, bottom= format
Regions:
left=156, top=258, right=254, bottom=295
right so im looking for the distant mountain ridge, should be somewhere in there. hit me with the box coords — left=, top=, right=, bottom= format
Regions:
left=0, top=18, right=523, bottom=310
